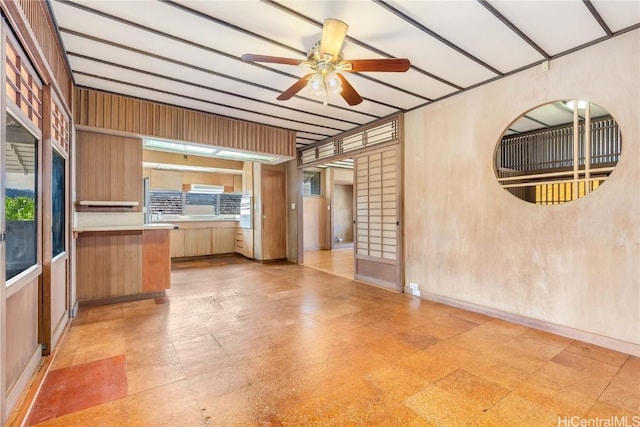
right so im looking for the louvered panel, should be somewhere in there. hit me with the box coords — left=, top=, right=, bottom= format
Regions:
left=299, top=115, right=402, bottom=167
left=52, top=97, right=70, bottom=153
left=5, top=34, right=43, bottom=130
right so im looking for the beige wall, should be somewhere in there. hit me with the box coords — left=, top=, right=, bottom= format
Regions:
left=333, top=184, right=353, bottom=244
left=403, top=30, right=639, bottom=353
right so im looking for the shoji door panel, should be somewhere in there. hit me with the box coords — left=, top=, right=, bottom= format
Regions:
left=354, top=145, right=402, bottom=291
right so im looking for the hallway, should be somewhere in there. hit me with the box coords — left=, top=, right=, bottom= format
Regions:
left=303, top=248, right=354, bottom=280
left=24, top=256, right=638, bottom=426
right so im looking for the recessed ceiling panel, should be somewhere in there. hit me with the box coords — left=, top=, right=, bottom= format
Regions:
left=487, top=1, right=606, bottom=56
left=386, top=0, right=545, bottom=72
left=591, top=0, right=640, bottom=32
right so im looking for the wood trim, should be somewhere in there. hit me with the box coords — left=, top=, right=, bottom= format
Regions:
left=74, top=87, right=297, bottom=158
left=1, top=20, right=8, bottom=424
left=41, top=85, right=53, bottom=355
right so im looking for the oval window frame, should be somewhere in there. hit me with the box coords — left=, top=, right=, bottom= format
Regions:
left=494, top=100, right=622, bottom=205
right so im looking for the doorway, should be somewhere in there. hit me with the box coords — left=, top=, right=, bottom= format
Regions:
left=297, top=114, right=404, bottom=291
left=302, top=161, right=356, bottom=281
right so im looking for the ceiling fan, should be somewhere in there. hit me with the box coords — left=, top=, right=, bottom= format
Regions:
left=241, top=19, right=411, bottom=106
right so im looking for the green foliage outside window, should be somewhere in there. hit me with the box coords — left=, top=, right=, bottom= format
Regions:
left=5, top=196, right=35, bottom=221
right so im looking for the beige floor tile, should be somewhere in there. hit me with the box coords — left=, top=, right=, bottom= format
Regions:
left=552, top=349, right=622, bottom=380
left=397, top=348, right=459, bottom=383
left=584, top=401, right=639, bottom=420
left=472, top=393, right=560, bottom=427
left=435, top=369, right=510, bottom=410
left=126, top=363, right=185, bottom=395
left=365, top=365, right=432, bottom=402
left=564, top=341, right=629, bottom=367
left=404, top=384, right=485, bottom=426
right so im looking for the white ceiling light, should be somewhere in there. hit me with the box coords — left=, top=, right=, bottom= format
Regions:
left=144, top=139, right=285, bottom=164
left=142, top=162, right=242, bottom=174
left=564, top=100, right=588, bottom=110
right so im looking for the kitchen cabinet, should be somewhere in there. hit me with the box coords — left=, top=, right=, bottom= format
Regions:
left=169, top=221, right=239, bottom=258
left=234, top=228, right=254, bottom=259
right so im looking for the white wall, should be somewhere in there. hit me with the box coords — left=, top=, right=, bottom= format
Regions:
left=404, top=30, right=639, bottom=354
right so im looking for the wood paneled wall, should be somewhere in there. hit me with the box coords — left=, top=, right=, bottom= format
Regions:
left=74, top=88, right=297, bottom=158
left=76, top=131, right=142, bottom=211
left=76, top=232, right=143, bottom=300
left=303, top=197, right=327, bottom=250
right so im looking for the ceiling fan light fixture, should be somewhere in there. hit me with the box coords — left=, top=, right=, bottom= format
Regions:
left=325, top=70, right=342, bottom=94
left=307, top=73, right=325, bottom=95
left=320, top=18, right=348, bottom=58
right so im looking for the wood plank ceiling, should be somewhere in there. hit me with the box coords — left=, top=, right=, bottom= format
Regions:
left=49, top=0, right=639, bottom=149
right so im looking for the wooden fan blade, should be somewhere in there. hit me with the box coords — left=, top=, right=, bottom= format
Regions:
left=320, top=18, right=348, bottom=58
left=277, top=73, right=314, bottom=100
left=241, top=54, right=302, bottom=66
left=345, top=58, right=411, bottom=72
left=337, top=74, right=363, bottom=106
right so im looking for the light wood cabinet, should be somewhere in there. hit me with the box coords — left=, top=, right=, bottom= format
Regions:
left=234, top=228, right=254, bottom=259
left=169, top=221, right=239, bottom=258
left=76, top=229, right=171, bottom=302
left=242, top=229, right=254, bottom=259
left=214, top=227, right=236, bottom=254
left=170, top=229, right=185, bottom=258
left=76, top=132, right=142, bottom=212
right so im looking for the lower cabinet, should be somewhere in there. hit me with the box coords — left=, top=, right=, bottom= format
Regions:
left=170, top=221, right=239, bottom=258
left=234, top=228, right=254, bottom=259
left=76, top=228, right=171, bottom=302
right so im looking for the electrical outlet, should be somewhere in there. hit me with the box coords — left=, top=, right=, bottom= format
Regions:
left=409, top=282, right=419, bottom=290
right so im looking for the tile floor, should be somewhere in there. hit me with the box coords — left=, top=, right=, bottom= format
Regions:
left=26, top=255, right=639, bottom=426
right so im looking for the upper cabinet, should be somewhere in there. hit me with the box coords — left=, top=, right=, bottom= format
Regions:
left=76, top=131, right=142, bottom=211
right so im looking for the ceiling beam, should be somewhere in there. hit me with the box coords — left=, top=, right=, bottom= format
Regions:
left=582, top=0, right=613, bottom=36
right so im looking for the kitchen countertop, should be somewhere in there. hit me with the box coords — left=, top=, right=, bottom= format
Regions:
left=153, top=215, right=240, bottom=222
left=74, top=223, right=178, bottom=233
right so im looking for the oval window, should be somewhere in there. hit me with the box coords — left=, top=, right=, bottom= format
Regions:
left=494, top=100, right=621, bottom=204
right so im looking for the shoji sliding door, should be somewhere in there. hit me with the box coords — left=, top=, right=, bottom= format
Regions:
left=353, top=145, right=402, bottom=291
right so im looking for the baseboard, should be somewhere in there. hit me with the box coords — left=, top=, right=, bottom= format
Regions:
left=411, top=288, right=640, bottom=357
left=78, top=291, right=166, bottom=308
left=51, top=313, right=69, bottom=353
